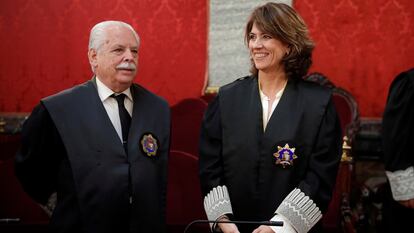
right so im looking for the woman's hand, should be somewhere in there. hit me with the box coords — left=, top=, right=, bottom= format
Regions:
left=252, top=225, right=274, bottom=233
left=218, top=222, right=240, bottom=233
left=216, top=215, right=240, bottom=233
left=398, top=198, right=414, bottom=209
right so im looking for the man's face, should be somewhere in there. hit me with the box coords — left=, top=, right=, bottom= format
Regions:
left=89, top=25, right=139, bottom=92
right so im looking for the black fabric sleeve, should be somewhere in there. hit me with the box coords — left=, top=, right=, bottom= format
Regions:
left=198, top=96, right=224, bottom=196
left=14, top=103, right=63, bottom=204
left=382, top=71, right=414, bottom=172
left=298, top=96, right=343, bottom=212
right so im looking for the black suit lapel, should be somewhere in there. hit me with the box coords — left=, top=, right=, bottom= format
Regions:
left=248, top=78, right=265, bottom=139
left=83, top=80, right=126, bottom=155
left=127, top=84, right=145, bottom=158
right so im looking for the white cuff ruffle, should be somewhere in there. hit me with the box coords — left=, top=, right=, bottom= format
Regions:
left=270, top=214, right=297, bottom=233
left=275, top=188, right=322, bottom=233
left=204, top=185, right=233, bottom=225
left=386, top=166, right=414, bottom=201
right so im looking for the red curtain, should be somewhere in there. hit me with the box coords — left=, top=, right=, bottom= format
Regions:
left=0, top=0, right=207, bottom=112
left=295, top=0, right=414, bottom=117
left=1, top=0, right=413, bottom=117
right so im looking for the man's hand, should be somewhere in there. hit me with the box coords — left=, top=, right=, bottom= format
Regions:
left=252, top=225, right=274, bottom=233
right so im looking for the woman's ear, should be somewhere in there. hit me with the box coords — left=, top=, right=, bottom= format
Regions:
left=286, top=45, right=291, bottom=56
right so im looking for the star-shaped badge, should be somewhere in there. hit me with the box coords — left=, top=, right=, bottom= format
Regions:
left=273, top=143, right=298, bottom=168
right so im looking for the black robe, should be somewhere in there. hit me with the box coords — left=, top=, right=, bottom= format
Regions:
left=15, top=79, right=170, bottom=233
left=199, top=76, right=342, bottom=232
left=381, top=68, right=414, bottom=233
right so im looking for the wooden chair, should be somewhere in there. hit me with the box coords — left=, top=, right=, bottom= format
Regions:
left=304, top=72, right=360, bottom=233
left=321, top=136, right=357, bottom=233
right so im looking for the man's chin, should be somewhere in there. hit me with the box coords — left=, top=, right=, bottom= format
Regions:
left=116, top=74, right=136, bottom=83
left=117, top=69, right=136, bottom=76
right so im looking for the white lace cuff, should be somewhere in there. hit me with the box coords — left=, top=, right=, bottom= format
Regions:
left=386, top=166, right=414, bottom=201
left=204, top=185, right=233, bottom=228
left=270, top=214, right=297, bottom=233
left=275, top=188, right=322, bottom=233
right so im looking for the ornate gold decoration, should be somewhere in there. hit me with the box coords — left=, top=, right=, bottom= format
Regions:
left=341, top=136, right=353, bottom=162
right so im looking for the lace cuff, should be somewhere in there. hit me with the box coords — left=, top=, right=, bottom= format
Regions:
left=275, top=188, right=322, bottom=233
left=386, top=166, right=414, bottom=201
left=204, top=185, right=233, bottom=229
left=270, top=214, right=297, bottom=233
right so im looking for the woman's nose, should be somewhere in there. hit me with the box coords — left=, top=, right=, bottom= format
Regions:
left=252, top=38, right=263, bottom=48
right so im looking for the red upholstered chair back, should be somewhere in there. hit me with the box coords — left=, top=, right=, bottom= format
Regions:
left=0, top=134, right=21, bottom=161
left=0, top=115, right=51, bottom=231
left=0, top=158, right=50, bottom=224
left=166, top=150, right=208, bottom=233
left=333, top=92, right=352, bottom=131
left=332, top=88, right=360, bottom=138
left=170, top=98, right=208, bottom=156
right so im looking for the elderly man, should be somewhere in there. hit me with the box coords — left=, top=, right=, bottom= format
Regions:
left=15, top=21, right=170, bottom=233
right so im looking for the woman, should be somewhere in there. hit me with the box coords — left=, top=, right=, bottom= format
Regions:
left=381, top=68, right=414, bottom=232
left=199, top=2, right=342, bottom=233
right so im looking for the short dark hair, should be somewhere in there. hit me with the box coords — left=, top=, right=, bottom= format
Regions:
left=245, top=2, right=314, bottom=79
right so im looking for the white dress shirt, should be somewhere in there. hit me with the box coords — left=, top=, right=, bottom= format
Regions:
left=95, top=77, right=133, bottom=142
left=259, top=80, right=287, bottom=131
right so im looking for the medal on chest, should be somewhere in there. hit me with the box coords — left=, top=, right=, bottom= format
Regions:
left=273, top=143, right=297, bottom=168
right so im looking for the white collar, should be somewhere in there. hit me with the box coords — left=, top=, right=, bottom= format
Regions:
left=258, top=79, right=287, bottom=100
left=95, top=77, right=133, bottom=102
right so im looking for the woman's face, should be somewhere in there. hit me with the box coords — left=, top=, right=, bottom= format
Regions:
left=248, top=23, right=289, bottom=74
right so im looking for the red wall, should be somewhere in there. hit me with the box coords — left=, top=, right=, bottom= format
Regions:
left=0, top=0, right=207, bottom=112
left=1, top=0, right=413, bottom=117
left=295, top=0, right=414, bottom=117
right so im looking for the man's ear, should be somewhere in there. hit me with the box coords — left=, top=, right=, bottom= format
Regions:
left=88, top=49, right=98, bottom=68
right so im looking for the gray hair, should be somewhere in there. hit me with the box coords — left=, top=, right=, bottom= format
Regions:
left=88, top=20, right=140, bottom=51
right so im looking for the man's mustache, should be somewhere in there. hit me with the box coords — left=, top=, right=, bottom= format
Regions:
left=116, top=62, right=136, bottom=70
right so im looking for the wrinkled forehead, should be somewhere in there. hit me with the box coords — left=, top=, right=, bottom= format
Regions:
left=105, top=25, right=140, bottom=45
left=103, top=26, right=140, bottom=47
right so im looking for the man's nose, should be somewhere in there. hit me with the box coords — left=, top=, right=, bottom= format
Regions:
left=123, top=49, right=136, bottom=61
